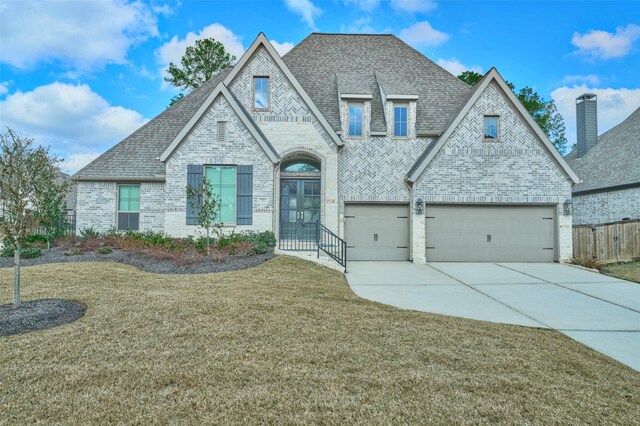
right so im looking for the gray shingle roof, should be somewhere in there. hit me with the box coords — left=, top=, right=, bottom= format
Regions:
left=74, top=68, right=232, bottom=181
left=283, top=33, right=470, bottom=135
left=75, top=33, right=472, bottom=180
left=566, top=106, right=640, bottom=193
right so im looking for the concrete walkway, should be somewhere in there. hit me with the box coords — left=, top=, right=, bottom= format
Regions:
left=346, top=261, right=640, bottom=371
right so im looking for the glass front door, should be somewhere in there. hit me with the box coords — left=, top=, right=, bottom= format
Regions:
left=279, top=179, right=321, bottom=249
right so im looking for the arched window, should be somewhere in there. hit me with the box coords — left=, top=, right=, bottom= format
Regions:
left=282, top=159, right=320, bottom=172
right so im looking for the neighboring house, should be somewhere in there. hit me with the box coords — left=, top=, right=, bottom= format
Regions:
left=73, top=33, right=578, bottom=263
left=566, top=95, right=640, bottom=225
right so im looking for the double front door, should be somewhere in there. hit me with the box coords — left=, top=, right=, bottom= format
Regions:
left=279, top=179, right=320, bottom=248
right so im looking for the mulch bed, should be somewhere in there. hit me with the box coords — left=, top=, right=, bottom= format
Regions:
left=0, top=247, right=276, bottom=274
left=0, top=299, right=86, bottom=336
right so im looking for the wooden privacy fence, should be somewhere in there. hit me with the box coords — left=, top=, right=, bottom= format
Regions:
left=573, top=219, right=640, bottom=263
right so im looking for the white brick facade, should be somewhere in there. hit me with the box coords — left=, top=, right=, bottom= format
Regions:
left=572, top=187, right=640, bottom=225
left=75, top=39, right=575, bottom=264
left=413, top=82, right=573, bottom=262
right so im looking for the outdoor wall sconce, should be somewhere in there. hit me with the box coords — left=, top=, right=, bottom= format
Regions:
left=563, top=199, right=572, bottom=216
left=415, top=198, right=424, bottom=215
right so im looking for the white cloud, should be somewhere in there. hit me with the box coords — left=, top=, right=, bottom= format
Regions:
left=0, top=0, right=159, bottom=71
left=551, top=86, right=640, bottom=147
left=156, top=23, right=245, bottom=86
left=62, top=153, right=102, bottom=174
left=391, top=0, right=437, bottom=14
left=571, top=24, right=640, bottom=60
left=399, top=21, right=449, bottom=48
left=436, top=58, right=482, bottom=77
left=340, top=17, right=376, bottom=34
left=561, top=74, right=602, bottom=86
left=343, top=0, right=381, bottom=12
left=269, top=40, right=295, bottom=56
left=0, top=81, right=10, bottom=96
left=0, top=82, right=148, bottom=172
left=284, top=0, right=322, bottom=30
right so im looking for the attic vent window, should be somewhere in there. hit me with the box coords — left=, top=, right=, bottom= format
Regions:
left=217, top=121, right=227, bottom=144
left=253, top=77, right=269, bottom=110
left=483, top=116, right=499, bottom=141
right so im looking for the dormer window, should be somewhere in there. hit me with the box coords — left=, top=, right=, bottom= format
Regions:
left=253, top=77, right=269, bottom=110
left=483, top=116, right=499, bottom=141
left=348, top=103, right=363, bottom=137
left=393, top=104, right=408, bottom=137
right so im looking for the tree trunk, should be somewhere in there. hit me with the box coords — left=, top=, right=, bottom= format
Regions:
left=13, top=241, right=21, bottom=306
left=206, top=228, right=211, bottom=256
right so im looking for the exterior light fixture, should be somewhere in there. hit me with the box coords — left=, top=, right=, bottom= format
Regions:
left=415, top=198, right=424, bottom=215
left=563, top=199, right=572, bottom=216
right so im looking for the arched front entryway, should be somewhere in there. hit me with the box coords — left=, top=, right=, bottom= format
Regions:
left=278, top=156, right=321, bottom=250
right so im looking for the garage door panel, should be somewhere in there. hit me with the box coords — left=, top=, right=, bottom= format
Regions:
left=345, top=204, right=409, bottom=261
left=426, top=205, right=556, bottom=262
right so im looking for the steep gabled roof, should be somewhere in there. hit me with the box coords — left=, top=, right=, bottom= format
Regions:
left=159, top=83, right=279, bottom=162
left=224, top=33, right=343, bottom=147
left=566, top=106, right=640, bottom=194
left=407, top=68, right=579, bottom=184
left=283, top=33, right=471, bottom=135
left=74, top=68, right=233, bottom=181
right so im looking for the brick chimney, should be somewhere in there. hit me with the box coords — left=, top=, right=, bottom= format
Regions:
left=576, top=93, right=598, bottom=158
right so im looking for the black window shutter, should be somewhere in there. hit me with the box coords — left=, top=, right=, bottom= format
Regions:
left=186, top=164, right=203, bottom=225
left=236, top=165, right=253, bottom=225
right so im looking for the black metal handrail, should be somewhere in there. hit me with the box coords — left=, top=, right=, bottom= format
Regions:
left=316, top=221, right=347, bottom=272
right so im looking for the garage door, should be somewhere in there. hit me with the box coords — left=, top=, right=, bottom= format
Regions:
left=425, top=205, right=556, bottom=262
left=345, top=204, right=409, bottom=261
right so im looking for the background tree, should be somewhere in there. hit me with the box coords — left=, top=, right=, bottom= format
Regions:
left=165, top=38, right=235, bottom=105
left=0, top=128, right=64, bottom=305
left=458, top=71, right=568, bottom=153
left=33, top=177, right=70, bottom=250
left=186, top=179, right=220, bottom=256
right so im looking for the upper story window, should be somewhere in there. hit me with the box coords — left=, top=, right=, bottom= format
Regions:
left=393, top=104, right=408, bottom=137
left=253, top=77, right=269, bottom=110
left=484, top=116, right=499, bottom=141
left=348, top=103, right=363, bottom=137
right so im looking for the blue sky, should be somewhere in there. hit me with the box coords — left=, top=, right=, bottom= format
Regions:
left=1, top=0, right=639, bottom=173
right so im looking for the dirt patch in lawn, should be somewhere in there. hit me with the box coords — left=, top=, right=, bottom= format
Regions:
left=0, top=299, right=85, bottom=336
left=1, top=257, right=638, bottom=424
left=0, top=246, right=275, bottom=274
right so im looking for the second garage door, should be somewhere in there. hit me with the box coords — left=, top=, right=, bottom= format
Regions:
left=425, top=205, right=556, bottom=262
left=345, top=204, right=409, bottom=261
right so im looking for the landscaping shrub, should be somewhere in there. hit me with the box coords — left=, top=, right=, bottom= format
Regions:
left=225, top=242, right=254, bottom=257
left=1, top=247, right=43, bottom=259
left=571, top=257, right=600, bottom=270
left=23, top=234, right=48, bottom=246
left=64, top=248, right=84, bottom=256
left=79, top=227, right=100, bottom=240
left=97, top=247, right=112, bottom=255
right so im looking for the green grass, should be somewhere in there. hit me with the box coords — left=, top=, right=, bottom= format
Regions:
left=601, top=261, right=640, bottom=283
left=1, top=256, right=639, bottom=424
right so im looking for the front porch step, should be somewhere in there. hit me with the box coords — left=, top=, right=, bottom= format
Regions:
left=274, top=248, right=346, bottom=273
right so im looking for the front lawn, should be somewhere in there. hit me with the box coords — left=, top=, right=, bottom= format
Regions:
left=601, top=261, right=640, bottom=283
left=1, top=257, right=638, bottom=423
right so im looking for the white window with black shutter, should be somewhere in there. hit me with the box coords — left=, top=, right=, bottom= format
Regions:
left=186, top=164, right=253, bottom=226
left=118, top=184, right=140, bottom=231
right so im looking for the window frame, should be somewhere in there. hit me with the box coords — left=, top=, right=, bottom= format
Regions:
left=348, top=102, right=364, bottom=138
left=483, top=115, right=500, bottom=142
left=393, top=103, right=409, bottom=138
left=252, top=76, right=270, bottom=111
left=204, top=165, right=237, bottom=225
left=117, top=184, right=140, bottom=231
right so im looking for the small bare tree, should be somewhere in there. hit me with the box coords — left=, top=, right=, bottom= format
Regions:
left=186, top=178, right=221, bottom=255
left=0, top=128, right=63, bottom=305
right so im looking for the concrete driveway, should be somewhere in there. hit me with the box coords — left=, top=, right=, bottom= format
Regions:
left=346, top=262, right=640, bottom=371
